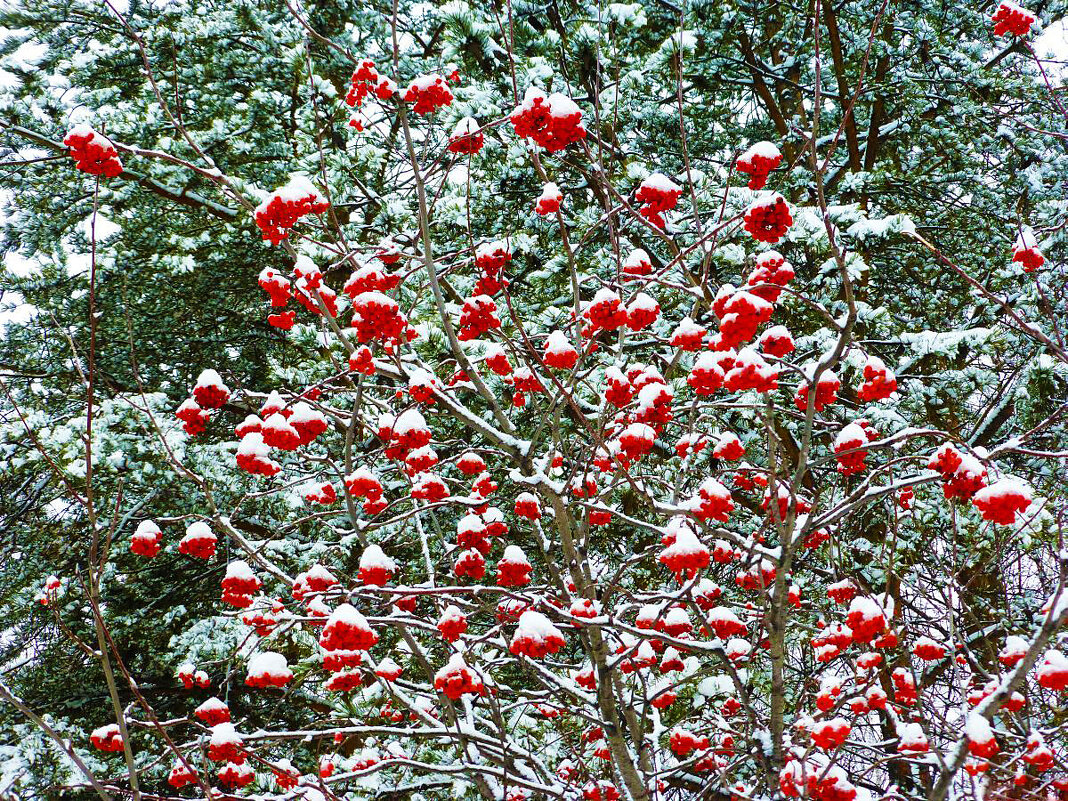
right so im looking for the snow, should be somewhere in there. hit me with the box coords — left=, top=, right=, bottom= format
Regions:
left=997, top=0, right=1036, bottom=19
left=900, top=327, right=991, bottom=357
left=224, top=560, right=255, bottom=581
left=999, top=635, right=1028, bottom=660
left=748, top=191, right=786, bottom=210
left=1035, top=18, right=1068, bottom=81
left=539, top=181, right=561, bottom=198
left=184, top=521, right=213, bottom=540
left=664, top=525, right=707, bottom=556
left=408, top=368, right=440, bottom=390
left=393, top=409, right=428, bottom=436
left=306, top=564, right=337, bottom=585
left=326, top=603, right=370, bottom=630
left=848, top=596, right=884, bottom=623
left=707, top=606, right=743, bottom=629
left=965, top=713, right=994, bottom=743
left=624, top=248, right=651, bottom=269
left=440, top=604, right=465, bottom=622
left=1013, top=227, right=1039, bottom=250
left=628, top=292, right=658, bottom=312
left=590, top=286, right=620, bottom=307
left=1040, top=650, right=1068, bottom=680
left=209, top=722, right=241, bottom=746
left=732, top=347, right=771, bottom=371
left=973, top=477, right=1031, bottom=503
left=501, top=545, right=530, bottom=565
left=514, top=610, right=562, bottom=640
left=289, top=401, right=326, bottom=425
left=77, top=213, right=121, bottom=240
left=475, top=240, right=509, bottom=260
left=483, top=342, right=507, bottom=361
left=376, top=656, right=402, bottom=677
left=546, top=92, right=581, bottom=118
left=846, top=214, right=916, bottom=241
left=913, top=635, right=945, bottom=653
left=760, top=324, right=792, bottom=343
left=739, top=140, right=780, bottom=160
left=754, top=250, right=784, bottom=267
left=672, top=316, right=704, bottom=337
left=263, top=412, right=296, bottom=434
left=897, top=721, right=926, bottom=743
left=605, top=2, right=648, bottom=26
left=134, top=520, right=160, bottom=537
left=622, top=422, right=654, bottom=442
left=697, top=476, right=730, bottom=500
left=725, top=638, right=751, bottom=659
left=353, top=290, right=399, bottom=312
left=835, top=423, right=867, bottom=449
left=1048, top=591, right=1068, bottom=619
left=544, top=329, right=574, bottom=355
left=457, top=512, right=485, bottom=537
left=261, top=390, right=287, bottom=413
left=247, top=651, right=290, bottom=678
left=635, top=381, right=673, bottom=414
left=194, top=368, right=225, bottom=389
left=272, top=174, right=325, bottom=204
left=452, top=116, right=480, bottom=137
left=360, top=544, right=396, bottom=571
left=439, top=651, right=471, bottom=674
left=640, top=171, right=681, bottom=193
left=516, top=85, right=546, bottom=111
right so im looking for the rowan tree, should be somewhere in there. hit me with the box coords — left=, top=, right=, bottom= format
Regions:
left=0, top=0, right=1066, bottom=799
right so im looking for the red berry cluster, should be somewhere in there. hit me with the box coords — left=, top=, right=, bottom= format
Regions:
left=1011, top=230, right=1045, bottom=272
left=735, top=141, right=782, bottom=190
left=343, top=263, right=401, bottom=296
left=972, top=479, right=1032, bottom=525
left=743, top=194, right=793, bottom=243
left=345, top=59, right=396, bottom=107
left=745, top=251, right=795, bottom=302
left=448, top=117, right=484, bottom=155
left=635, top=173, right=682, bottom=229
left=794, top=371, right=840, bottom=413
left=833, top=422, right=876, bottom=476
left=584, top=288, right=629, bottom=333
left=351, top=290, right=409, bottom=343
left=258, top=266, right=290, bottom=307
left=473, top=240, right=511, bottom=295
left=1013, top=246, right=1044, bottom=272
left=458, top=294, right=501, bottom=340
left=254, top=176, right=329, bottom=245
left=434, top=654, right=485, bottom=699
left=723, top=350, right=780, bottom=393
left=221, top=563, right=262, bottom=609
left=992, top=1, right=1037, bottom=36
left=90, top=724, right=124, bottom=752
left=713, top=288, right=774, bottom=349
left=856, top=356, right=897, bottom=401
left=404, top=75, right=454, bottom=114
left=64, top=126, right=123, bottom=177
left=927, top=443, right=989, bottom=500
left=130, top=521, right=162, bottom=557
left=510, top=87, right=588, bottom=153
left=535, top=182, right=563, bottom=215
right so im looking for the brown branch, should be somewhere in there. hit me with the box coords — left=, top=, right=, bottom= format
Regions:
left=736, top=28, right=790, bottom=140
left=0, top=123, right=238, bottom=221
left=823, top=0, right=864, bottom=173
